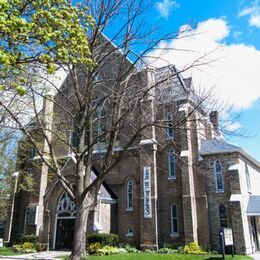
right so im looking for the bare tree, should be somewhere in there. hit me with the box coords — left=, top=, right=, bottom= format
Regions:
left=0, top=0, right=225, bottom=259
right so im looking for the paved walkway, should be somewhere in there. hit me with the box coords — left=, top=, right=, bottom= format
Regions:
left=0, top=251, right=69, bottom=260
left=252, top=252, right=260, bottom=260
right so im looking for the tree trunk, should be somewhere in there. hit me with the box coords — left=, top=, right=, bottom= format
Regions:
left=70, top=194, right=93, bottom=260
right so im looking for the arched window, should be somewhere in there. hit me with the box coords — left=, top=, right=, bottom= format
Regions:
left=219, top=204, right=228, bottom=228
left=126, top=180, right=133, bottom=210
left=56, top=191, right=76, bottom=217
left=168, top=150, right=176, bottom=179
left=170, top=204, right=178, bottom=235
left=166, top=112, right=174, bottom=139
left=214, top=160, right=224, bottom=191
left=125, top=227, right=133, bottom=237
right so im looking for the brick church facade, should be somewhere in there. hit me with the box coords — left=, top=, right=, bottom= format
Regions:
left=5, top=37, right=260, bottom=255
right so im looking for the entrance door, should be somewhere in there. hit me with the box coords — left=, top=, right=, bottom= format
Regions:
left=55, top=218, right=75, bottom=250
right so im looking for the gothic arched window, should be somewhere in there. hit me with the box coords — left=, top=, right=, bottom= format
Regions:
left=166, top=112, right=174, bottom=139
left=56, top=191, right=76, bottom=217
left=219, top=204, right=228, bottom=228
left=168, top=150, right=176, bottom=179
left=214, top=160, right=224, bottom=191
left=126, top=180, right=133, bottom=210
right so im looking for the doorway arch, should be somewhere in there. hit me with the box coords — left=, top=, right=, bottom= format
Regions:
left=53, top=191, right=76, bottom=250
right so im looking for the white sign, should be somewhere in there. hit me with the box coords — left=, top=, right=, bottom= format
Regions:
left=0, top=238, right=3, bottom=247
left=143, top=167, right=152, bottom=218
left=223, top=228, right=233, bottom=246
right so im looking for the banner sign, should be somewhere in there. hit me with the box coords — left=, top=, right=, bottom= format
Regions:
left=223, top=228, right=233, bottom=246
left=143, top=167, right=152, bottom=218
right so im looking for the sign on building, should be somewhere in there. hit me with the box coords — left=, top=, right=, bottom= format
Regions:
left=223, top=228, right=234, bottom=246
left=143, top=167, right=152, bottom=218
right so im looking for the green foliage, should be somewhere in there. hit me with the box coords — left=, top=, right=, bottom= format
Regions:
left=20, top=235, right=39, bottom=244
left=158, top=247, right=178, bottom=254
left=35, top=243, right=47, bottom=252
left=97, top=245, right=122, bottom=255
left=13, top=242, right=36, bottom=253
left=144, top=249, right=157, bottom=254
left=181, top=242, right=206, bottom=255
left=87, top=233, right=119, bottom=246
left=87, top=242, right=103, bottom=255
left=123, top=244, right=140, bottom=253
left=18, top=235, right=45, bottom=252
left=82, top=253, right=254, bottom=259
left=0, top=0, right=94, bottom=94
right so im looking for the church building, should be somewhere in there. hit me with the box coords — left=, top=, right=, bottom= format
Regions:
left=5, top=36, right=260, bottom=255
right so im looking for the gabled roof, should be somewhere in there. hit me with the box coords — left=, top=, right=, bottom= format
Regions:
left=199, top=138, right=260, bottom=168
left=183, top=77, right=192, bottom=89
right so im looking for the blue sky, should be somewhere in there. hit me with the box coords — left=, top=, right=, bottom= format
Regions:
left=136, top=0, right=260, bottom=161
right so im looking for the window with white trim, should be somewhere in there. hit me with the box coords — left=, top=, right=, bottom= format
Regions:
left=168, top=150, right=176, bottom=179
left=166, top=112, right=174, bottom=139
left=214, top=160, right=224, bottom=191
left=170, top=204, right=178, bottom=235
left=25, top=206, right=38, bottom=225
left=126, top=180, right=133, bottom=210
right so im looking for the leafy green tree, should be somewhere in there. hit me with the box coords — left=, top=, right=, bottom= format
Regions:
left=0, top=0, right=93, bottom=94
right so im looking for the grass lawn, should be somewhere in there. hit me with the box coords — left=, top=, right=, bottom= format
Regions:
left=85, top=253, right=252, bottom=260
left=0, top=246, right=20, bottom=256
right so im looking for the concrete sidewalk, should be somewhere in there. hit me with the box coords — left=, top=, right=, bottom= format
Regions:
left=0, top=251, right=69, bottom=260
left=252, top=252, right=260, bottom=260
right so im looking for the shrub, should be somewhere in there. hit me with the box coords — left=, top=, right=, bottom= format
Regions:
left=21, top=235, right=39, bottom=244
left=35, top=243, right=47, bottom=252
left=124, top=244, right=140, bottom=253
left=13, top=242, right=36, bottom=253
left=163, top=243, right=182, bottom=249
left=87, top=242, right=103, bottom=255
left=181, top=242, right=206, bottom=255
left=12, top=244, right=22, bottom=253
left=97, top=245, right=121, bottom=255
left=87, top=233, right=118, bottom=246
left=144, top=249, right=156, bottom=253
left=158, top=247, right=177, bottom=254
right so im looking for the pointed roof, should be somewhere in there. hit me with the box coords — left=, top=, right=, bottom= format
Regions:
left=199, top=138, right=260, bottom=168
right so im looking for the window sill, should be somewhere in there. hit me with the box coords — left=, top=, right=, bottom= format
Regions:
left=126, top=208, right=133, bottom=212
left=166, top=137, right=174, bottom=141
left=168, top=177, right=176, bottom=181
left=170, top=233, right=179, bottom=237
left=216, top=190, right=224, bottom=193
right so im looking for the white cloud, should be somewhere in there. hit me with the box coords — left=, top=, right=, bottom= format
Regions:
left=155, top=0, right=179, bottom=18
left=239, top=0, right=260, bottom=28
left=147, top=18, right=260, bottom=110
left=249, top=14, right=260, bottom=27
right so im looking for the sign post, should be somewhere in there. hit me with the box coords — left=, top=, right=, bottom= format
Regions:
left=220, top=231, right=226, bottom=260
left=223, top=228, right=234, bottom=257
left=220, top=228, right=234, bottom=258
